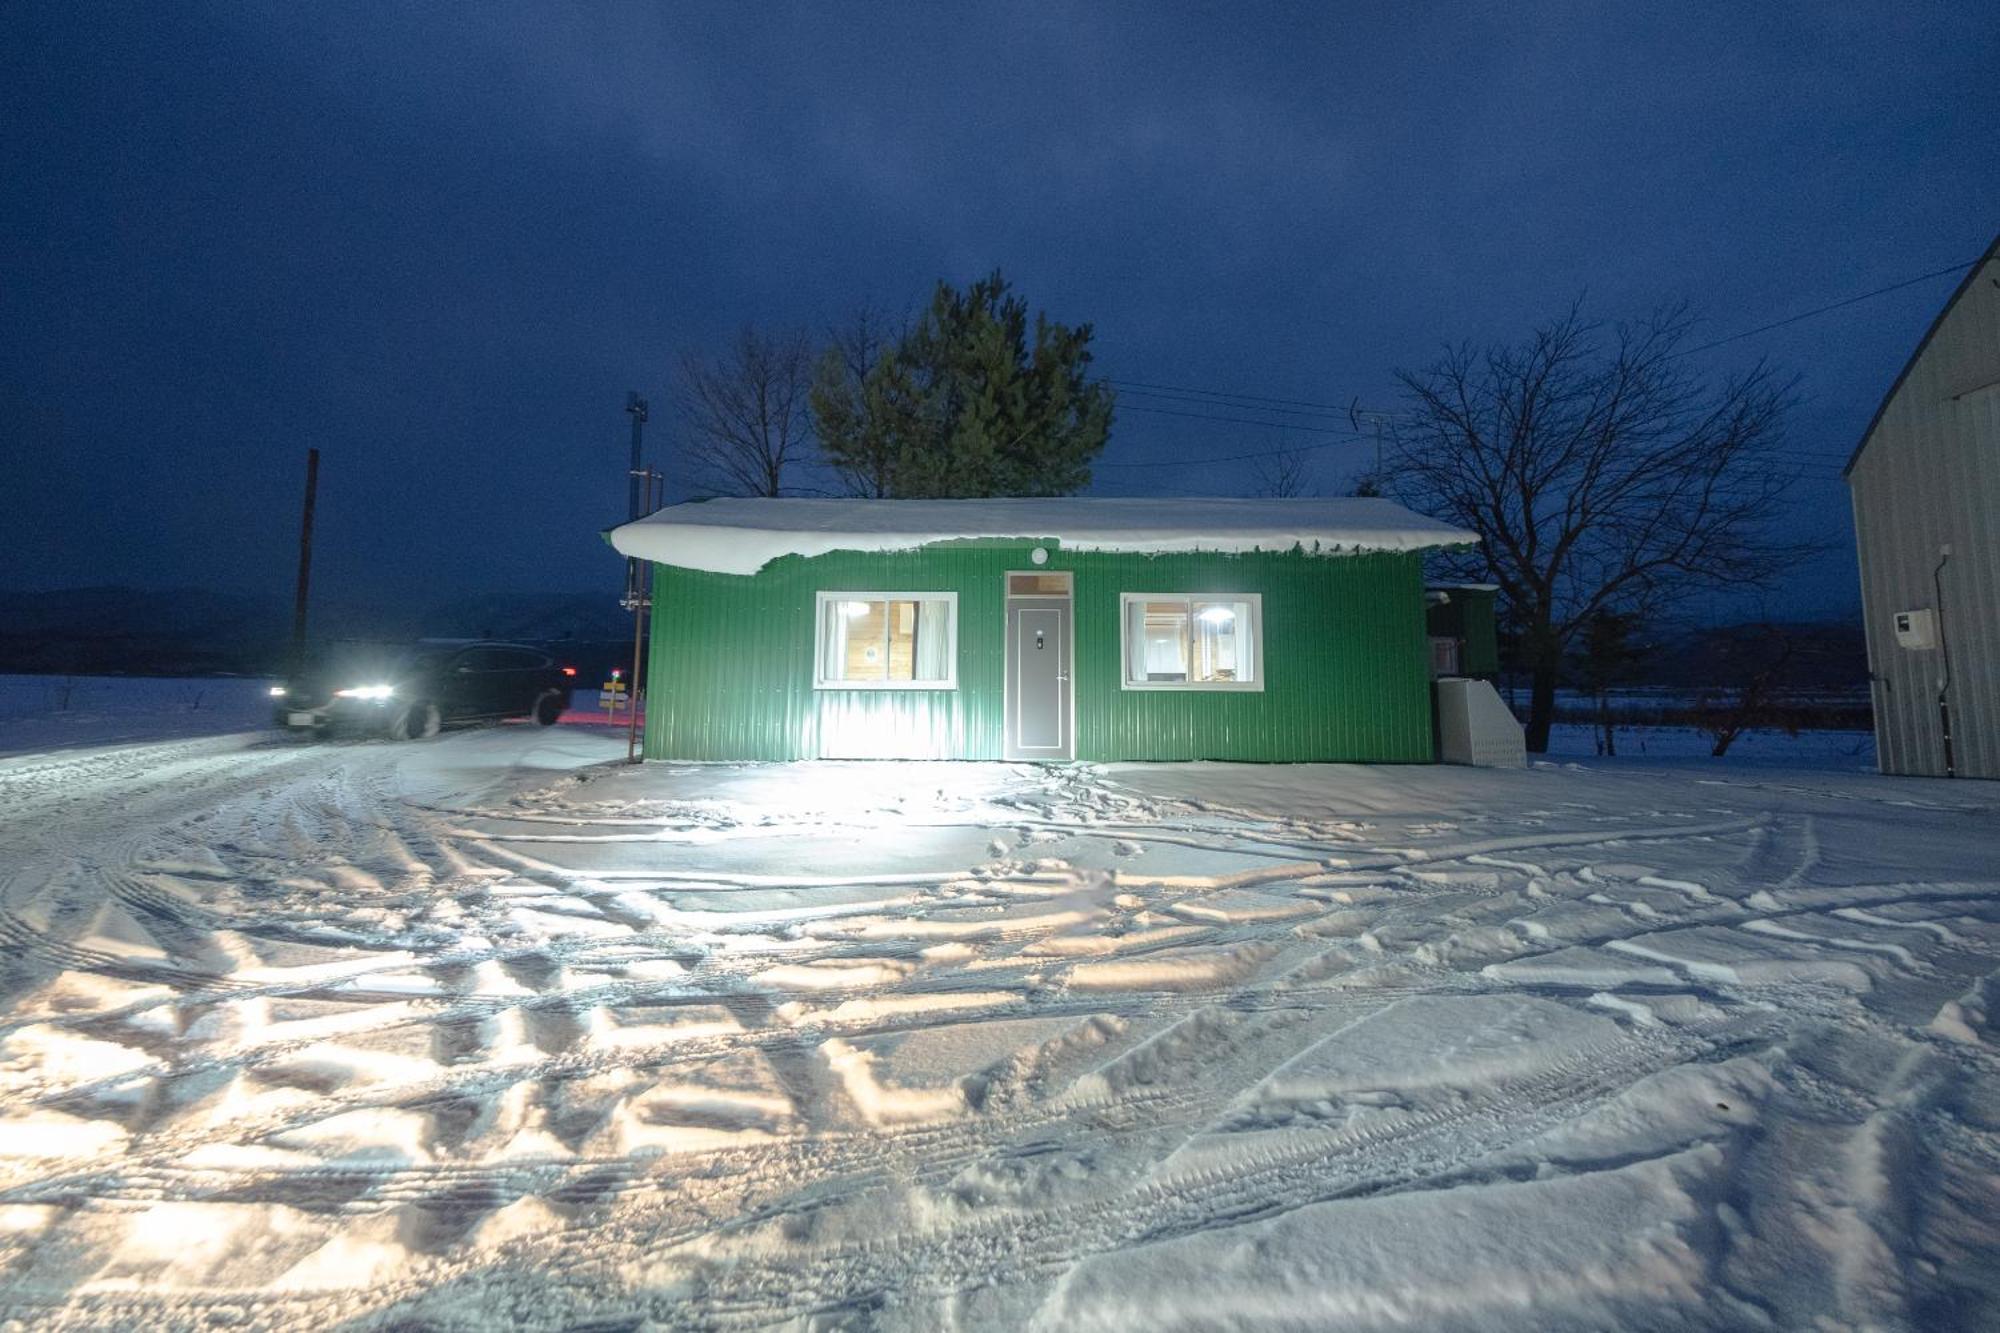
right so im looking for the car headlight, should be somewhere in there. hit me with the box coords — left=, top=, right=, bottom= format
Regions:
left=268, top=685, right=288, bottom=697
left=334, top=684, right=395, bottom=700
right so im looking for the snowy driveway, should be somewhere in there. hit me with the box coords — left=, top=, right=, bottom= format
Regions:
left=0, top=728, right=1996, bottom=1329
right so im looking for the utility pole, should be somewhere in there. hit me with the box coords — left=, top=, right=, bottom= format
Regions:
left=290, top=448, right=320, bottom=675
left=626, top=391, right=649, bottom=523
left=622, top=392, right=650, bottom=612
left=1347, top=398, right=1392, bottom=495
left=621, top=391, right=654, bottom=764
left=625, top=464, right=662, bottom=765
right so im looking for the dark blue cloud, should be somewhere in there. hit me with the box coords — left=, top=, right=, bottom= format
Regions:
left=3, top=1, right=1993, bottom=615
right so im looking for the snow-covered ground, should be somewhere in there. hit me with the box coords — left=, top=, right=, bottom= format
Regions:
left=0, top=676, right=278, bottom=756
left=0, top=708, right=1994, bottom=1328
left=0, top=676, right=632, bottom=758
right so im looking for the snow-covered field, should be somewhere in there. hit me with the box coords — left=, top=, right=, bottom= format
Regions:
left=0, top=676, right=278, bottom=756
left=1544, top=721, right=1878, bottom=765
left=0, top=707, right=1994, bottom=1328
left=0, top=677, right=637, bottom=757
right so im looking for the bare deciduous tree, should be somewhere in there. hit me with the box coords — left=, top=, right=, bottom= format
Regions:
left=1694, top=621, right=1804, bottom=757
left=677, top=326, right=816, bottom=498
left=1251, top=448, right=1312, bottom=498
left=810, top=305, right=905, bottom=497
left=1389, top=302, right=1808, bottom=752
left=1574, top=609, right=1644, bottom=757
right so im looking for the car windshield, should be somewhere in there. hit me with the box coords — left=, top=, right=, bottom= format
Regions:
left=391, top=646, right=457, bottom=675
left=298, top=642, right=454, bottom=682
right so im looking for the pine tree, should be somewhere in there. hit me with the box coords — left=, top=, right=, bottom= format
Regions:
left=812, top=272, right=1114, bottom=498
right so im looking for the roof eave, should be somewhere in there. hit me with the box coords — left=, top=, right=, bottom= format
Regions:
left=1844, top=231, right=2000, bottom=479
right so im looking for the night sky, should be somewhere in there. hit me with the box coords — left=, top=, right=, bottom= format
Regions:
left=5, top=2, right=1994, bottom=618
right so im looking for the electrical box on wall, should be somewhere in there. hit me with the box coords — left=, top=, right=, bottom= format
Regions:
left=1893, top=608, right=1938, bottom=650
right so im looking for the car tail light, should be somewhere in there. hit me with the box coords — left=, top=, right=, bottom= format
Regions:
left=561, top=666, right=577, bottom=676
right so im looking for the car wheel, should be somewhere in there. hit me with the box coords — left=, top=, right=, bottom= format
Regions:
left=531, top=689, right=563, bottom=726
left=390, top=700, right=441, bottom=741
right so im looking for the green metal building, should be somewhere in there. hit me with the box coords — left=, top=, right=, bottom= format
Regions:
left=606, top=497, right=1476, bottom=763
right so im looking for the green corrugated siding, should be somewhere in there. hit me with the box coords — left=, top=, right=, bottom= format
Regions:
left=644, top=547, right=1009, bottom=761
left=644, top=544, right=1433, bottom=762
left=1073, top=550, right=1431, bottom=761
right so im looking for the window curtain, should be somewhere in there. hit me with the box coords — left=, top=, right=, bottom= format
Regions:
left=820, top=601, right=850, bottom=682
left=1129, top=600, right=1189, bottom=680
left=915, top=598, right=951, bottom=681
left=1233, top=601, right=1255, bottom=681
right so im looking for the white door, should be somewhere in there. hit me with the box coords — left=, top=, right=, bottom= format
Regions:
left=1005, top=597, right=1072, bottom=760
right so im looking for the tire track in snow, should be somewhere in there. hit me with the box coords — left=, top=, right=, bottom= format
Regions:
left=496, top=1021, right=1740, bottom=1329
left=10, top=746, right=1965, bottom=1332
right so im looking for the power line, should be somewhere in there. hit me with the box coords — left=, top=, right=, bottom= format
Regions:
left=1111, top=403, right=1371, bottom=440
left=1672, top=256, right=1982, bottom=358
left=1106, top=255, right=1980, bottom=416
left=1111, top=402, right=1847, bottom=469
left=1096, top=433, right=1367, bottom=469
left=1106, top=377, right=1352, bottom=414
left=1115, top=385, right=1350, bottom=422
left=1097, top=251, right=1984, bottom=474
left=1109, top=406, right=1855, bottom=473
left=1109, top=477, right=1242, bottom=496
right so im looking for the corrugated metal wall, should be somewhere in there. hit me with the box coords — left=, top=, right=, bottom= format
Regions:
left=643, top=546, right=1006, bottom=761
left=643, top=543, right=1434, bottom=762
left=1848, top=251, right=2000, bottom=778
left=1070, top=550, right=1431, bottom=761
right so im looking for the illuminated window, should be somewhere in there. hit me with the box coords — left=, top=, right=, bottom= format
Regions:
left=814, top=592, right=958, bottom=689
left=1119, top=593, right=1262, bottom=690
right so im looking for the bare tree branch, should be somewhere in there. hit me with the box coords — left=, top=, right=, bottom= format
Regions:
left=1388, top=301, right=1816, bottom=751
left=1250, top=448, right=1312, bottom=497
left=676, top=326, right=816, bottom=498
left=810, top=304, right=906, bottom=497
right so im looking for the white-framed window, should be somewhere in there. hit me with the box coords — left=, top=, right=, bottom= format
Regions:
left=814, top=591, right=958, bottom=690
left=1119, top=592, right=1263, bottom=691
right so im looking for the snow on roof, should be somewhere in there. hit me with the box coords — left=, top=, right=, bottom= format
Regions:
left=607, top=497, right=1477, bottom=575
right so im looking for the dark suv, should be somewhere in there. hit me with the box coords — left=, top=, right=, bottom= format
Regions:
left=272, top=639, right=577, bottom=739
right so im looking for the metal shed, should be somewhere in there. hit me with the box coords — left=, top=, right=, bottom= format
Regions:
left=605, top=497, right=1476, bottom=762
left=1845, top=233, right=2000, bottom=778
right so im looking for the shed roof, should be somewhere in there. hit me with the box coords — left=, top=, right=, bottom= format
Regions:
left=607, top=496, right=1477, bottom=575
left=1844, top=231, right=2000, bottom=478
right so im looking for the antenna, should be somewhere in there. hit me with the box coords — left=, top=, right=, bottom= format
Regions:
left=625, top=390, right=649, bottom=520
left=1348, top=398, right=1392, bottom=493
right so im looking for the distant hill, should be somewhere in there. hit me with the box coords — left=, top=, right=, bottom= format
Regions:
left=0, top=587, right=635, bottom=677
